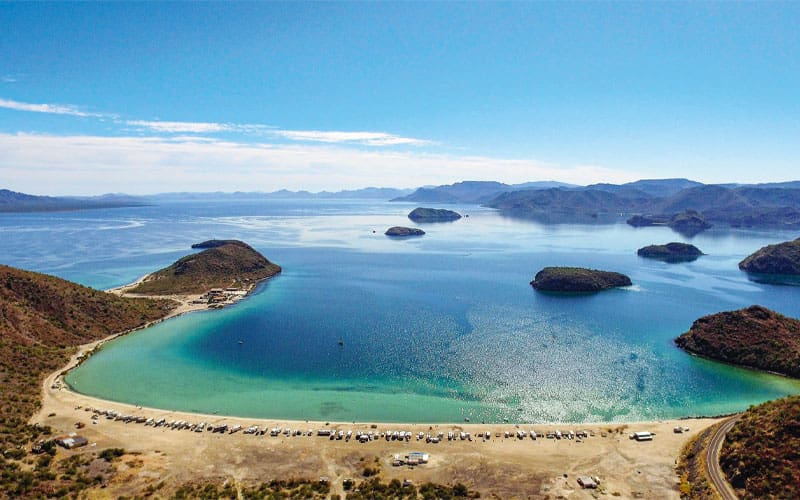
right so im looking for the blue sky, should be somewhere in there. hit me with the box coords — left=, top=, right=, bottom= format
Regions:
left=1, top=2, right=798, bottom=195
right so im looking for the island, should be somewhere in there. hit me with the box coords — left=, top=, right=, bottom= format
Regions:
left=674, top=305, right=800, bottom=378
left=738, top=237, right=800, bottom=275
left=530, top=267, right=632, bottom=292
left=627, top=210, right=712, bottom=236
left=637, top=242, right=703, bottom=262
left=126, top=240, right=281, bottom=295
left=407, top=207, right=462, bottom=222
left=385, top=226, right=425, bottom=237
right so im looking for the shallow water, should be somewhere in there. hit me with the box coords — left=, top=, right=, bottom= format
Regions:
left=3, top=199, right=799, bottom=422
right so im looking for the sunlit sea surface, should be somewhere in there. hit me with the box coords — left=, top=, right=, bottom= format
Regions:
left=3, top=199, right=799, bottom=423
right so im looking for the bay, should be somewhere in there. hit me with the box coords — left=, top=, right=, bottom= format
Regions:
left=2, top=199, right=799, bottom=422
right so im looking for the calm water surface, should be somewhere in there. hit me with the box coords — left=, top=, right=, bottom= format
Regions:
left=2, top=199, right=799, bottom=422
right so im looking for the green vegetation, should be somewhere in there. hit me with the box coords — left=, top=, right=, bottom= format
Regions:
left=345, top=478, right=479, bottom=500
left=720, top=396, right=800, bottom=499
left=408, top=207, right=462, bottom=222
left=128, top=240, right=281, bottom=294
left=739, top=237, right=800, bottom=275
left=637, top=242, right=703, bottom=262
left=530, top=267, right=632, bottom=292
left=173, top=478, right=330, bottom=499
left=675, top=305, right=800, bottom=378
left=0, top=264, right=175, bottom=498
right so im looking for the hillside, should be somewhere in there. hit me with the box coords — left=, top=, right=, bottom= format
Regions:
left=720, top=396, right=800, bottom=499
left=0, top=265, right=175, bottom=495
left=739, top=238, right=800, bottom=275
left=127, top=240, right=281, bottom=295
left=391, top=180, right=576, bottom=204
left=674, top=305, right=800, bottom=378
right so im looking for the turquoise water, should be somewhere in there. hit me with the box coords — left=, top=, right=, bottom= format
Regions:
left=3, top=199, right=800, bottom=423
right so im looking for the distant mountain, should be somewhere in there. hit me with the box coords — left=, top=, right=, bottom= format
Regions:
left=391, top=180, right=577, bottom=204
left=0, top=189, right=147, bottom=212
left=483, top=180, right=800, bottom=231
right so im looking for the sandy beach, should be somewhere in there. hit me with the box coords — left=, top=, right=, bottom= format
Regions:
left=35, top=317, right=720, bottom=498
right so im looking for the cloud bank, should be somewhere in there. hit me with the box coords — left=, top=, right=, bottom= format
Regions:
left=0, top=133, right=639, bottom=195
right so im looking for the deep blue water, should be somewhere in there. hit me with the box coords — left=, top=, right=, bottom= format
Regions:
left=2, top=199, right=799, bottom=423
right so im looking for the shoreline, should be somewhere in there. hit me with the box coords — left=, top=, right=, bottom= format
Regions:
left=41, top=273, right=740, bottom=429
left=31, top=274, right=728, bottom=498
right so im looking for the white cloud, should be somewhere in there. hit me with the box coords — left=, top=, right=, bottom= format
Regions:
left=0, top=97, right=106, bottom=118
left=126, top=120, right=235, bottom=133
left=272, top=130, right=429, bottom=146
left=1, top=76, right=18, bottom=83
left=0, top=133, right=640, bottom=195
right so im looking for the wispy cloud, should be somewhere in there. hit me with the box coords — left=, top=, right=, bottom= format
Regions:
left=1, top=76, right=18, bottom=83
left=126, top=120, right=236, bottom=134
left=0, top=133, right=640, bottom=195
left=0, top=97, right=107, bottom=118
left=272, top=130, right=429, bottom=146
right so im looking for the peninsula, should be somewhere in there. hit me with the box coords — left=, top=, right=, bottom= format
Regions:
left=674, top=305, right=800, bottom=378
left=738, top=237, right=800, bottom=275
left=407, top=207, right=462, bottom=222
left=125, top=240, right=281, bottom=295
left=637, top=242, right=703, bottom=262
left=530, top=267, right=632, bottom=292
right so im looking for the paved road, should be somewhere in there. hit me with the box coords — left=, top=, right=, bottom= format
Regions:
left=706, top=416, right=740, bottom=500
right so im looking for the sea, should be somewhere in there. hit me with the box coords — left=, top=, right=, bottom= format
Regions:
left=2, top=198, right=799, bottom=423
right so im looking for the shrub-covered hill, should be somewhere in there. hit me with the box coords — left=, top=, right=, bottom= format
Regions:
left=739, top=237, right=800, bottom=275
left=720, top=396, right=800, bottom=499
left=128, top=240, right=281, bottom=295
left=0, top=265, right=175, bottom=496
left=530, top=267, right=632, bottom=292
left=674, top=305, right=800, bottom=378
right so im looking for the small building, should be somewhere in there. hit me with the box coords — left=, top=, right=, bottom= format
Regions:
left=577, top=476, right=598, bottom=489
left=631, top=431, right=654, bottom=441
left=407, top=452, right=429, bottom=464
left=55, top=435, right=88, bottom=449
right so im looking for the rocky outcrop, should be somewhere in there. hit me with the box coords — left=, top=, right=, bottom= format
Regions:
left=627, top=210, right=712, bottom=236
left=739, top=238, right=800, bottom=275
left=637, top=242, right=703, bottom=262
left=385, top=227, right=425, bottom=237
left=530, top=267, right=632, bottom=293
left=675, top=305, right=800, bottom=378
left=407, top=207, right=462, bottom=222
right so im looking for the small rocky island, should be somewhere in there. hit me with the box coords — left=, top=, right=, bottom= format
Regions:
left=739, top=237, right=800, bottom=275
left=637, top=242, right=703, bottom=262
left=628, top=209, right=712, bottom=236
left=675, top=305, right=800, bottom=378
left=407, top=207, right=462, bottom=222
left=128, top=240, right=281, bottom=295
left=530, top=267, right=632, bottom=293
left=385, top=226, right=425, bottom=237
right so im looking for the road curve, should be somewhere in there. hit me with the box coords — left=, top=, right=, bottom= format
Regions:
left=706, top=416, right=740, bottom=500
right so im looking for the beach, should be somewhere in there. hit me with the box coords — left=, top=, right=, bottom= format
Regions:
left=36, top=322, right=720, bottom=499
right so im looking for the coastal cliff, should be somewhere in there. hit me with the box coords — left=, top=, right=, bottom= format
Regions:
left=530, top=267, right=632, bottom=292
left=738, top=237, right=800, bottom=275
left=128, top=240, right=281, bottom=295
left=675, top=305, right=800, bottom=378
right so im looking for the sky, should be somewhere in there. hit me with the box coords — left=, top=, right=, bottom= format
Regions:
left=1, top=2, right=799, bottom=195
